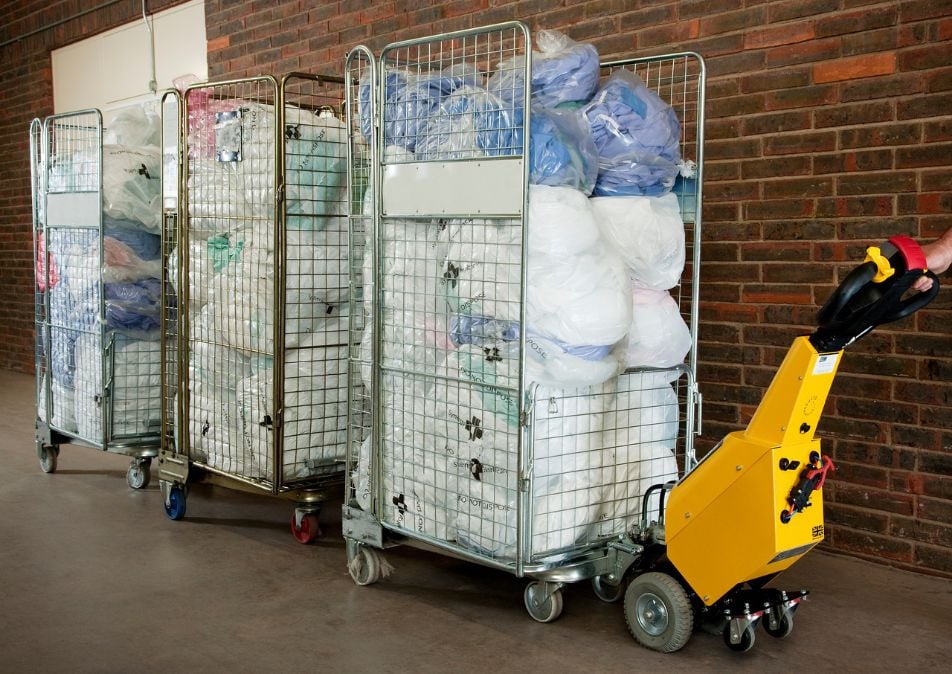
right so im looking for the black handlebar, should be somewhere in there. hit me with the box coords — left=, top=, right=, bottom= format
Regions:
left=811, top=243, right=940, bottom=352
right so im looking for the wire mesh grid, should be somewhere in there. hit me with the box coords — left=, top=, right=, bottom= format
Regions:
left=39, top=111, right=165, bottom=447
left=160, top=91, right=181, bottom=454
left=31, top=119, right=49, bottom=423
left=363, top=25, right=532, bottom=563
left=601, top=54, right=704, bottom=366
left=379, top=24, right=528, bottom=161
left=345, top=47, right=376, bottom=509
left=180, top=74, right=350, bottom=489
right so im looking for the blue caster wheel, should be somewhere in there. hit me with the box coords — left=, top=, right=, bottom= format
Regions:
left=165, top=484, right=187, bottom=520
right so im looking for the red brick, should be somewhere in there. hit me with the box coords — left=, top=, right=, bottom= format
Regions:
left=742, top=285, right=815, bottom=305
left=900, top=0, right=952, bottom=22
left=698, top=7, right=766, bottom=36
left=763, top=176, right=833, bottom=199
left=741, top=111, right=812, bottom=136
left=741, top=156, right=812, bottom=179
left=767, top=0, right=839, bottom=23
left=207, top=35, right=231, bottom=51
left=745, top=198, right=815, bottom=220
left=814, top=52, right=897, bottom=83
left=764, top=131, right=836, bottom=155
left=829, top=527, right=914, bottom=562
left=816, top=196, right=894, bottom=218
left=745, top=21, right=815, bottom=49
left=766, top=37, right=840, bottom=68
left=839, top=123, right=922, bottom=149
left=765, top=84, right=837, bottom=110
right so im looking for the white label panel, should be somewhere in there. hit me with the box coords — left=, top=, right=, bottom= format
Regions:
left=812, top=353, right=839, bottom=376
left=46, top=193, right=100, bottom=228
left=382, top=159, right=524, bottom=217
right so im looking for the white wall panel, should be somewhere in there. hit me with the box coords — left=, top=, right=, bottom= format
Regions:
left=52, top=0, right=207, bottom=116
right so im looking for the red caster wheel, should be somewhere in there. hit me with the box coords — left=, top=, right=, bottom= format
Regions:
left=291, top=512, right=321, bottom=544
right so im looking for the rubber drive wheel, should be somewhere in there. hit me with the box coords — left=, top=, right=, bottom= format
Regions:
left=624, top=572, right=694, bottom=653
left=348, top=546, right=383, bottom=586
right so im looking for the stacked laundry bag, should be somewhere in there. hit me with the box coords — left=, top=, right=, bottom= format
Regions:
left=40, top=105, right=165, bottom=441
left=353, top=30, right=695, bottom=558
left=177, top=91, right=350, bottom=483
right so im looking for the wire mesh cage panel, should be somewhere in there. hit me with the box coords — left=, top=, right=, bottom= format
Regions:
left=601, top=54, right=705, bottom=377
left=31, top=119, right=49, bottom=426
left=345, top=47, right=377, bottom=514
left=174, top=73, right=350, bottom=494
left=160, top=91, right=181, bottom=457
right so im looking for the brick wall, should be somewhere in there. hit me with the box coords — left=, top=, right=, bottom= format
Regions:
left=0, top=0, right=949, bottom=576
left=0, top=0, right=188, bottom=371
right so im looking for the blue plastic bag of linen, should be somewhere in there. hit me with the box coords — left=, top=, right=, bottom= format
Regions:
left=360, top=64, right=482, bottom=152
left=528, top=106, right=598, bottom=194
left=580, top=69, right=682, bottom=196
left=487, top=29, right=599, bottom=109
left=415, top=85, right=521, bottom=160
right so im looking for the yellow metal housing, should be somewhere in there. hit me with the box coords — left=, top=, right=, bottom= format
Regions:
left=666, top=337, right=841, bottom=605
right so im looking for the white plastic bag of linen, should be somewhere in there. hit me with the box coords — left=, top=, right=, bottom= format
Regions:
left=590, top=193, right=686, bottom=290
left=186, top=102, right=347, bottom=227
left=74, top=333, right=161, bottom=440
left=594, top=375, right=679, bottom=538
left=104, top=104, right=161, bottom=147
left=622, top=287, right=692, bottom=369
left=236, top=335, right=349, bottom=481
left=456, top=377, right=614, bottom=559
left=186, top=381, right=249, bottom=472
left=439, top=188, right=628, bottom=386
left=430, top=345, right=520, bottom=484
left=487, top=29, right=600, bottom=109
left=191, top=226, right=351, bottom=353
left=101, top=146, right=162, bottom=232
left=524, top=185, right=631, bottom=349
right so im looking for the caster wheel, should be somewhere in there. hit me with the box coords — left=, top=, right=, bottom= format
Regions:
left=524, top=582, right=564, bottom=623
left=592, top=575, right=625, bottom=603
left=348, top=545, right=383, bottom=586
left=291, top=513, right=321, bottom=544
left=724, top=622, right=757, bottom=652
left=39, top=444, right=59, bottom=474
left=764, top=608, right=794, bottom=639
left=165, top=485, right=187, bottom=521
left=624, top=572, right=694, bottom=653
left=127, top=459, right=151, bottom=490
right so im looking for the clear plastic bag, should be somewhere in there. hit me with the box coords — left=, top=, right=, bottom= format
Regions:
left=581, top=70, right=682, bottom=196
left=101, top=145, right=162, bottom=231
left=529, top=106, right=598, bottom=194
left=488, top=29, right=600, bottom=109
left=104, top=104, right=161, bottom=147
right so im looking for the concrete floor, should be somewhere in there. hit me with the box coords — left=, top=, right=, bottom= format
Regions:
left=1, top=370, right=950, bottom=673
